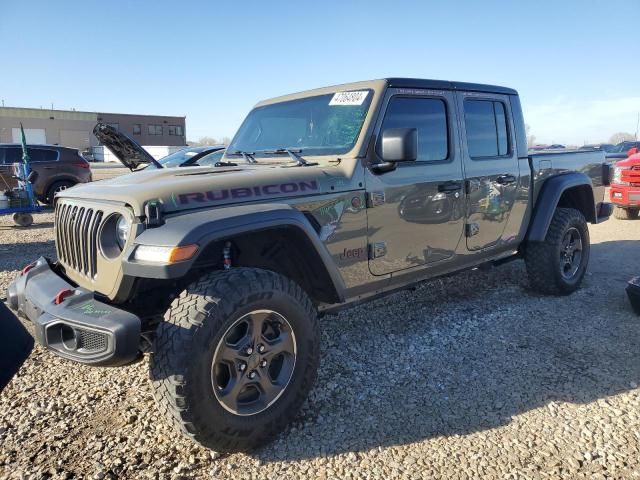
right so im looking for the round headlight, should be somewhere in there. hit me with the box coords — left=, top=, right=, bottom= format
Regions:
left=116, top=215, right=129, bottom=249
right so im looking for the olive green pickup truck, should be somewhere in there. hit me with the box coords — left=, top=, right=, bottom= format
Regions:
left=7, top=78, right=611, bottom=451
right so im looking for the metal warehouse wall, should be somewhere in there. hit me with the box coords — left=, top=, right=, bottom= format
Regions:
left=0, top=107, right=188, bottom=151
left=0, top=107, right=97, bottom=150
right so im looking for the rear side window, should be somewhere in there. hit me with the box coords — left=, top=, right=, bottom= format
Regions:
left=380, top=97, right=449, bottom=161
left=27, top=148, right=58, bottom=162
left=464, top=100, right=510, bottom=158
left=2, top=147, right=23, bottom=164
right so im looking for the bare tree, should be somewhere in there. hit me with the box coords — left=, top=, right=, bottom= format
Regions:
left=609, top=132, right=635, bottom=145
left=525, top=124, right=536, bottom=148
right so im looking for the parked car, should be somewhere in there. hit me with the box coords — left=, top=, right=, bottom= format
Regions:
left=0, top=144, right=91, bottom=204
left=7, top=78, right=612, bottom=452
left=582, top=143, right=615, bottom=152
left=156, top=146, right=226, bottom=168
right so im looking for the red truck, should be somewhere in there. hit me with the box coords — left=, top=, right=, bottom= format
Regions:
left=610, top=147, right=640, bottom=219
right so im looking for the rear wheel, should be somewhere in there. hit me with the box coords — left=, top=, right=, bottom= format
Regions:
left=45, top=180, right=74, bottom=204
left=525, top=208, right=590, bottom=295
left=150, top=268, right=319, bottom=452
left=613, top=206, right=639, bottom=220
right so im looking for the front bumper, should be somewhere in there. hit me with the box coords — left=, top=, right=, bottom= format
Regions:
left=6, top=258, right=141, bottom=366
left=610, top=186, right=640, bottom=207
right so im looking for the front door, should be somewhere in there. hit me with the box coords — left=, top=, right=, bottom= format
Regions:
left=456, top=93, right=520, bottom=251
left=366, top=89, right=465, bottom=276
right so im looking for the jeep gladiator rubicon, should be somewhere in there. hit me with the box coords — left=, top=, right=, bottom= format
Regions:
left=6, top=78, right=612, bottom=451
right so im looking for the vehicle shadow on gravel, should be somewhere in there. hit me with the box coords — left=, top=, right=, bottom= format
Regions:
left=252, top=242, right=640, bottom=461
left=0, top=221, right=54, bottom=231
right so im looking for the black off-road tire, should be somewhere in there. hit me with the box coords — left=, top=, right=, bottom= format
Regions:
left=149, top=268, right=319, bottom=452
left=613, top=206, right=639, bottom=220
left=525, top=208, right=590, bottom=295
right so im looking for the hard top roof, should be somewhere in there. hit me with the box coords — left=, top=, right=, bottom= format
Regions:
left=256, top=78, right=518, bottom=107
left=386, top=78, right=518, bottom=95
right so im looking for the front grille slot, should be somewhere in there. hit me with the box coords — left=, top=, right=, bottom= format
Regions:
left=55, top=202, right=104, bottom=278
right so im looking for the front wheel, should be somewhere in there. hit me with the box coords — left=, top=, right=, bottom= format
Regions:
left=149, top=268, right=319, bottom=452
left=525, top=208, right=590, bottom=295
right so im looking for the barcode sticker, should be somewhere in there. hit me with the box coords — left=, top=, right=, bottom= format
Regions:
left=329, top=91, right=368, bottom=106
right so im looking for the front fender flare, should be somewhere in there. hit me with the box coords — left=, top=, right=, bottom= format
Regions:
left=527, top=172, right=595, bottom=242
left=122, top=203, right=346, bottom=302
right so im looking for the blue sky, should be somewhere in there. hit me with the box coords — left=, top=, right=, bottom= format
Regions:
left=2, top=0, right=639, bottom=144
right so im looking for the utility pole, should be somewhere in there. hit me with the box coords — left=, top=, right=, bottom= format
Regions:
left=635, top=112, right=639, bottom=141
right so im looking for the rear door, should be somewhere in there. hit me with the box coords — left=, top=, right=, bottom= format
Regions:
left=27, top=148, right=61, bottom=196
left=366, top=89, right=465, bottom=275
left=457, top=93, right=520, bottom=251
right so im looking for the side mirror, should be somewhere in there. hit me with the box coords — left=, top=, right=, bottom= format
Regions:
left=379, top=128, right=417, bottom=162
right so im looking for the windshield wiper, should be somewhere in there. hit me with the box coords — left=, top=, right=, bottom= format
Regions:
left=262, top=148, right=317, bottom=166
left=228, top=150, right=257, bottom=164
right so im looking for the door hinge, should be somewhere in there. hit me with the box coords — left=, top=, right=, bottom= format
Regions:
left=366, top=191, right=386, bottom=208
left=369, top=242, right=387, bottom=259
left=465, top=223, right=480, bottom=237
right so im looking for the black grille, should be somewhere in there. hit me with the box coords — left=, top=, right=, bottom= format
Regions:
left=76, top=329, right=108, bottom=353
left=55, top=202, right=103, bottom=277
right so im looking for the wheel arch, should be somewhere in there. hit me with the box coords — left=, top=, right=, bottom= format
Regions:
left=527, top=173, right=596, bottom=242
left=43, top=176, right=77, bottom=201
left=123, top=204, right=346, bottom=306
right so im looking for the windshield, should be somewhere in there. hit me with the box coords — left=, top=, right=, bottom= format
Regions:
left=158, top=147, right=221, bottom=167
left=227, top=90, right=373, bottom=157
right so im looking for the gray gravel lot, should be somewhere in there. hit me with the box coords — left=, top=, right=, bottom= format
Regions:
left=0, top=212, right=638, bottom=479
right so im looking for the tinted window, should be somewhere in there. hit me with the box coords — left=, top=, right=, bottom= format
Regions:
left=3, top=147, right=23, bottom=164
left=148, top=125, right=162, bottom=135
left=27, top=148, right=58, bottom=162
left=168, top=125, right=184, bottom=136
left=464, top=100, right=510, bottom=158
left=380, top=97, right=448, bottom=161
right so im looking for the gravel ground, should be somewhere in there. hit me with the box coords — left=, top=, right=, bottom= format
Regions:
left=0, top=212, right=638, bottom=479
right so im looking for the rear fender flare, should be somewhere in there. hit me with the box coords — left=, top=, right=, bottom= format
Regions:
left=527, top=172, right=595, bottom=242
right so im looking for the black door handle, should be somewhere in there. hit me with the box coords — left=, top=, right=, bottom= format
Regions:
left=496, top=174, right=516, bottom=185
left=438, top=181, right=462, bottom=193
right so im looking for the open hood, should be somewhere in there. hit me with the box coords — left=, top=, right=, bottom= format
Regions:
left=93, top=123, right=162, bottom=171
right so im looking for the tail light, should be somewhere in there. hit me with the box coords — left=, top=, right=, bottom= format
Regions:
left=72, top=161, right=90, bottom=169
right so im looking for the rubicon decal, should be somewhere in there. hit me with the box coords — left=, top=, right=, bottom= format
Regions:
left=178, top=180, right=319, bottom=205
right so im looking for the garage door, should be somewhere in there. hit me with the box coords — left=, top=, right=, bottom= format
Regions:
left=60, top=130, right=91, bottom=150
left=11, top=128, right=47, bottom=144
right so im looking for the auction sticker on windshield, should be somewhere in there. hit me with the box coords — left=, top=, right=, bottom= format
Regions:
left=329, top=90, right=369, bottom=106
